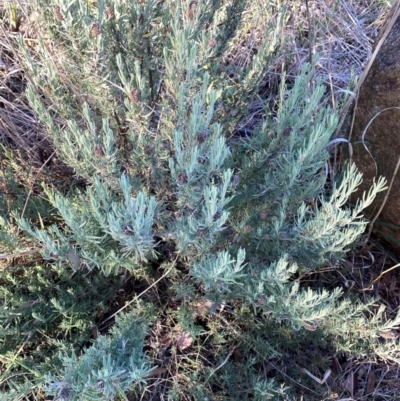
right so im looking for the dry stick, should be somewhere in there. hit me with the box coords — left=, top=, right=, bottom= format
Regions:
left=334, top=1, right=400, bottom=142
left=304, top=0, right=314, bottom=65
left=204, top=346, right=237, bottom=385
left=362, top=259, right=400, bottom=291
left=328, top=41, right=336, bottom=112
left=0, top=149, right=14, bottom=228
left=100, top=258, right=177, bottom=327
left=0, top=249, right=42, bottom=261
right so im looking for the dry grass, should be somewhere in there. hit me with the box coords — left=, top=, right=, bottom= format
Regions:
left=1, top=0, right=399, bottom=399
left=0, top=1, right=44, bottom=150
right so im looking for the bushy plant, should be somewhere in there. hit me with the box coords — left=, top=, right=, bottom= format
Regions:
left=1, top=0, right=399, bottom=399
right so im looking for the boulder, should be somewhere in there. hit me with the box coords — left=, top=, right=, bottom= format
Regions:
left=351, top=1, right=400, bottom=252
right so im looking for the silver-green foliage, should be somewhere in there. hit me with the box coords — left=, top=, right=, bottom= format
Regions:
left=42, top=305, right=155, bottom=401
left=0, top=0, right=399, bottom=399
